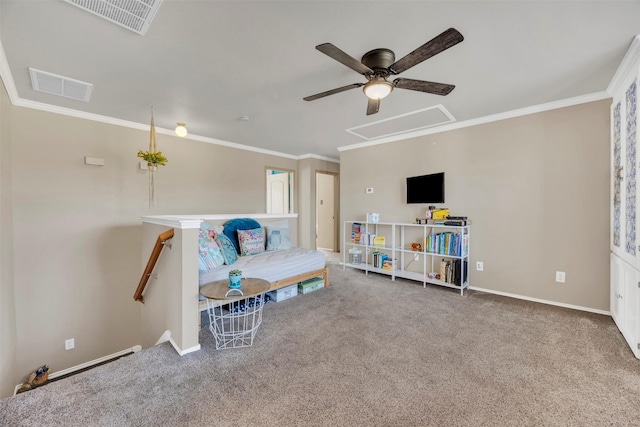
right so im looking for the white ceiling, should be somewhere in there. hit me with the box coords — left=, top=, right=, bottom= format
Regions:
left=1, top=1, right=639, bottom=161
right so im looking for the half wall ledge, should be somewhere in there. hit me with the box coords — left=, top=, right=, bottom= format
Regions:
left=139, top=213, right=299, bottom=355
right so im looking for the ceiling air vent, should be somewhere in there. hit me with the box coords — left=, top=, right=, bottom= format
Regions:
left=29, top=68, right=93, bottom=102
left=63, top=0, right=163, bottom=35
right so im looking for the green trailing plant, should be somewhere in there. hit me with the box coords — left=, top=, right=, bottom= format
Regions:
left=137, top=150, right=168, bottom=166
left=229, top=269, right=242, bottom=276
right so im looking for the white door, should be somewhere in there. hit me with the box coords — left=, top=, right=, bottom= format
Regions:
left=316, top=173, right=336, bottom=251
left=267, top=173, right=290, bottom=214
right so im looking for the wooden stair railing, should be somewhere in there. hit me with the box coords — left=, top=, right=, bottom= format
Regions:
left=134, top=228, right=174, bottom=303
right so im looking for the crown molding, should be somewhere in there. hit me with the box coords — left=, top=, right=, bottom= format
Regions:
left=1, top=34, right=611, bottom=162
left=297, top=153, right=340, bottom=163
left=0, top=39, right=323, bottom=162
left=0, top=39, right=19, bottom=103
left=337, top=91, right=611, bottom=152
left=608, top=35, right=640, bottom=96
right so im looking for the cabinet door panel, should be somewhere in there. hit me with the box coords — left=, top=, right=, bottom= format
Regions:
left=624, top=267, right=640, bottom=358
left=611, top=77, right=640, bottom=269
left=611, top=253, right=625, bottom=328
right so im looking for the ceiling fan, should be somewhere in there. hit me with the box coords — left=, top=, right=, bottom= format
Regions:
left=303, top=28, right=464, bottom=115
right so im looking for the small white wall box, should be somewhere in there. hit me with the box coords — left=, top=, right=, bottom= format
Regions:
left=84, top=157, right=104, bottom=166
left=266, top=284, right=298, bottom=302
left=298, top=277, right=324, bottom=294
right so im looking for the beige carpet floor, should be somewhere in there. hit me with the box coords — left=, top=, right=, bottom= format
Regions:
left=1, top=254, right=639, bottom=426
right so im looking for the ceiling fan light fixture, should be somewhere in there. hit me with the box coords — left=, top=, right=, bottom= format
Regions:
left=175, top=123, right=188, bottom=137
left=363, top=78, right=394, bottom=100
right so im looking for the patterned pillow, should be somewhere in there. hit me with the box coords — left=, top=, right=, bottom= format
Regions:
left=198, top=253, right=209, bottom=273
left=223, top=218, right=262, bottom=254
left=238, top=227, right=266, bottom=256
left=215, top=233, right=238, bottom=265
left=265, top=227, right=291, bottom=251
left=198, top=224, right=225, bottom=268
left=198, top=245, right=217, bottom=271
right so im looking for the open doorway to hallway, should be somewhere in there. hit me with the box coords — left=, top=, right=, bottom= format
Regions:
left=316, top=171, right=338, bottom=251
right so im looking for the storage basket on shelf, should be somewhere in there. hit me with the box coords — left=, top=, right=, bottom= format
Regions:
left=349, top=247, right=362, bottom=264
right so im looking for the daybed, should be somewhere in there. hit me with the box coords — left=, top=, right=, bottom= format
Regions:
left=138, top=213, right=328, bottom=355
left=197, top=217, right=328, bottom=308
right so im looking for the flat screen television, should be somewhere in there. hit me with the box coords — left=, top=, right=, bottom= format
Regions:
left=406, top=172, right=445, bottom=204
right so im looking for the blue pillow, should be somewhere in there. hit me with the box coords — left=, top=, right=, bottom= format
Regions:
left=223, top=218, right=261, bottom=254
left=215, top=233, right=239, bottom=265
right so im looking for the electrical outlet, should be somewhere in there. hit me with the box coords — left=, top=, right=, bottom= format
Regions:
left=65, top=338, right=75, bottom=350
left=476, top=261, right=484, bottom=271
left=366, top=187, right=374, bottom=194
left=414, top=253, right=419, bottom=261
left=555, top=271, right=566, bottom=283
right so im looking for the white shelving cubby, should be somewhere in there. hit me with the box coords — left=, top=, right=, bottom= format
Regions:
left=343, top=221, right=470, bottom=295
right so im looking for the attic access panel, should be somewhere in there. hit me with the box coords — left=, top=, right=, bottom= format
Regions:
left=346, top=105, right=455, bottom=140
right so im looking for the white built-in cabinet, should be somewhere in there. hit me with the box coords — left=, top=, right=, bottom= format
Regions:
left=610, top=36, right=640, bottom=359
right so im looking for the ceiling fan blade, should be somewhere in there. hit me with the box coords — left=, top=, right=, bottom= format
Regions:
left=366, top=98, right=380, bottom=115
left=316, top=43, right=373, bottom=75
left=303, top=83, right=364, bottom=101
left=389, top=28, right=464, bottom=75
left=394, top=78, right=455, bottom=96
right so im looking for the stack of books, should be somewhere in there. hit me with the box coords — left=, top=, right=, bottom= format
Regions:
left=382, top=259, right=395, bottom=271
left=439, top=259, right=468, bottom=286
left=371, top=251, right=389, bottom=268
left=351, top=223, right=361, bottom=243
left=424, top=232, right=469, bottom=256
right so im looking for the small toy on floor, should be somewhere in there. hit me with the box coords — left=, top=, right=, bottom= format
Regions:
left=16, top=364, right=49, bottom=394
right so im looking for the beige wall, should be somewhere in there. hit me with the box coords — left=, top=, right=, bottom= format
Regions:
left=297, top=158, right=340, bottom=249
left=0, top=79, right=17, bottom=397
left=2, top=104, right=299, bottom=395
left=340, top=100, right=610, bottom=311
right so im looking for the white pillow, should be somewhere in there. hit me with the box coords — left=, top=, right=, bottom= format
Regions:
left=266, top=227, right=291, bottom=251
left=258, top=219, right=290, bottom=229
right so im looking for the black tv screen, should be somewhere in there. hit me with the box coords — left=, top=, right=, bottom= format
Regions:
left=406, top=172, right=445, bottom=204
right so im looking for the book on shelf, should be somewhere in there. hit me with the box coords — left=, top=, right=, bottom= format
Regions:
left=351, top=222, right=362, bottom=243
left=437, top=258, right=468, bottom=285
left=361, top=232, right=376, bottom=246
left=371, top=251, right=390, bottom=268
left=382, top=259, right=395, bottom=271
left=423, top=232, right=468, bottom=256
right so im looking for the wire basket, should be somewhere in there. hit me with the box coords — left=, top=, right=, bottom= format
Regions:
left=206, top=293, right=266, bottom=349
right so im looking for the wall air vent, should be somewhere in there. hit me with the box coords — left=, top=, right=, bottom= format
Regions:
left=63, top=0, right=163, bottom=35
left=29, top=68, right=93, bottom=102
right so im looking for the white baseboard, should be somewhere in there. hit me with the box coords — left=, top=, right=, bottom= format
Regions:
left=14, top=345, right=142, bottom=395
left=155, top=330, right=172, bottom=346
left=168, top=337, right=201, bottom=356
left=156, top=330, right=201, bottom=356
left=469, top=286, right=611, bottom=316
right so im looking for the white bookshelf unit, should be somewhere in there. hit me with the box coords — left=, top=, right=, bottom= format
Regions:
left=342, top=221, right=470, bottom=295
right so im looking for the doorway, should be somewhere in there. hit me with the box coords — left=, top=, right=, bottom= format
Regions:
left=266, top=168, right=294, bottom=214
left=316, top=171, right=337, bottom=251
